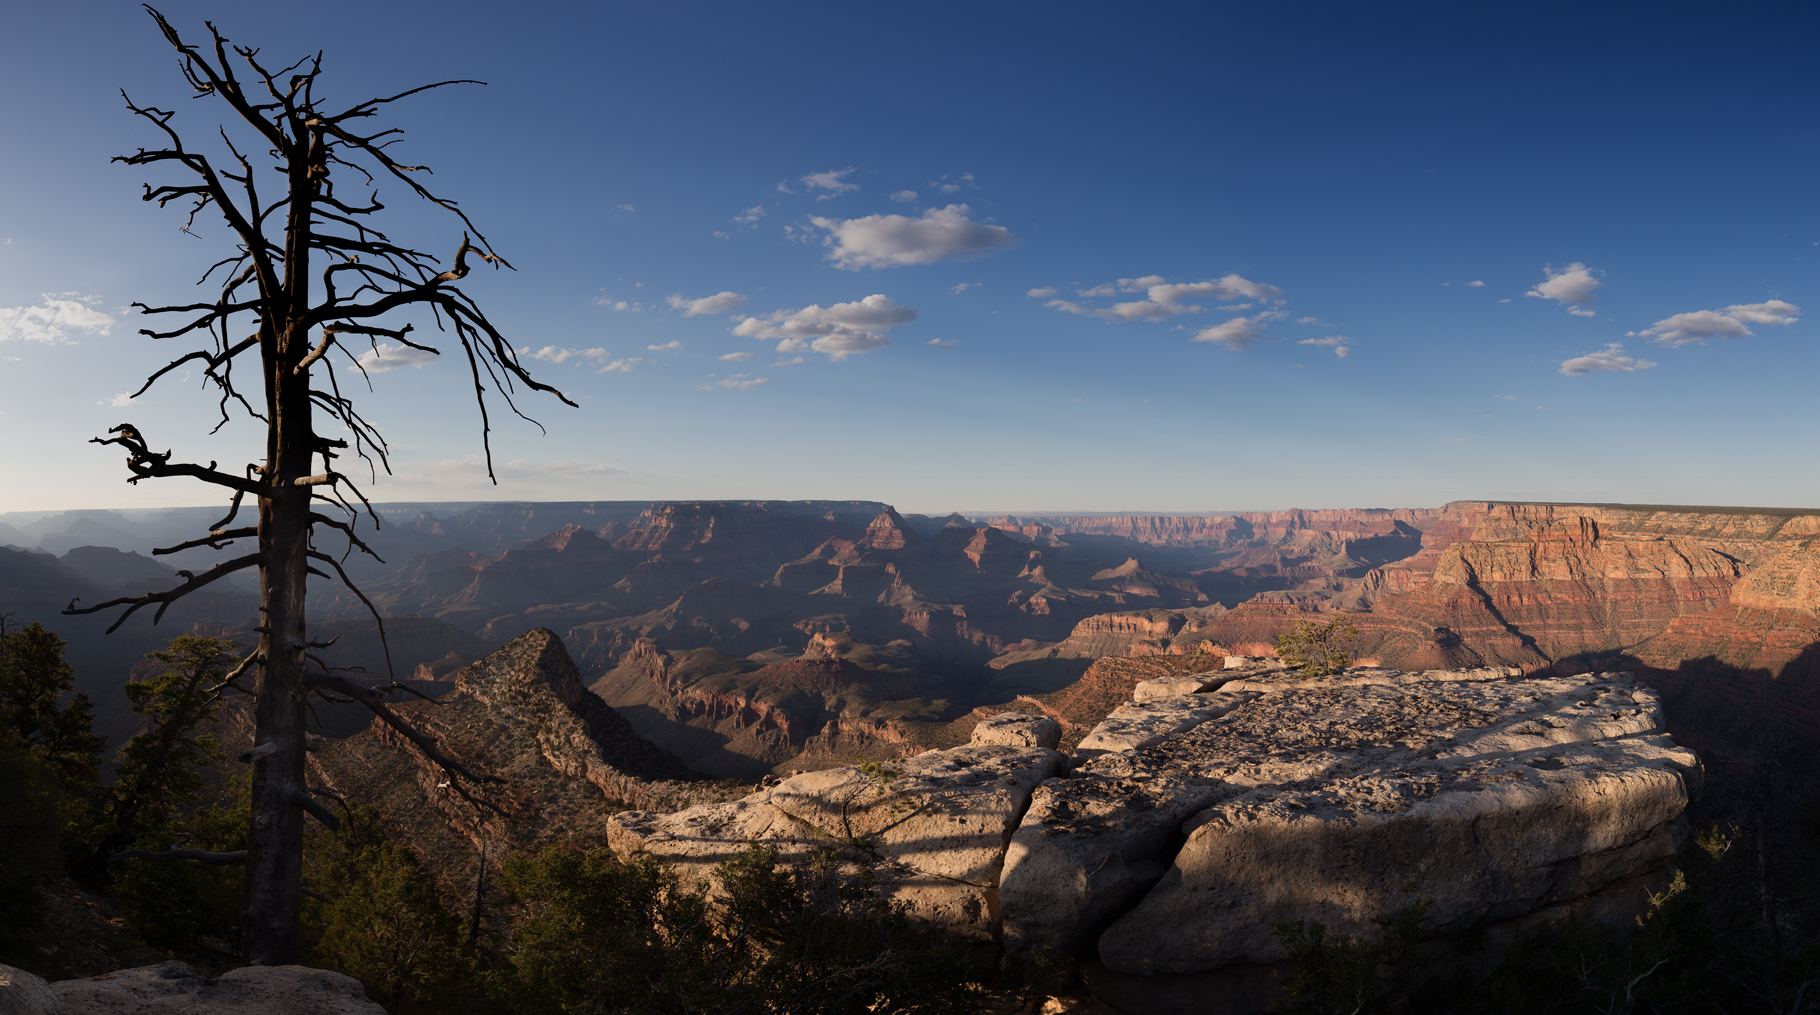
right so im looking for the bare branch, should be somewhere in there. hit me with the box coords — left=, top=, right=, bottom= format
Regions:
left=63, top=552, right=262, bottom=633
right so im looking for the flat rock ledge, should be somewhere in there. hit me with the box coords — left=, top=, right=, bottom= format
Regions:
left=0, top=961, right=383, bottom=1015
left=609, top=663, right=1701, bottom=1014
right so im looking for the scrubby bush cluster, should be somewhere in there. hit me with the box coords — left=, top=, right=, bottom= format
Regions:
left=1273, top=615, right=1360, bottom=677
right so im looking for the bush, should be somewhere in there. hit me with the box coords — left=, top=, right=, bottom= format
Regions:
left=108, top=786, right=248, bottom=954
left=1273, top=616, right=1359, bottom=677
left=304, top=806, right=469, bottom=1015
left=487, top=841, right=986, bottom=1015
left=0, top=728, right=64, bottom=962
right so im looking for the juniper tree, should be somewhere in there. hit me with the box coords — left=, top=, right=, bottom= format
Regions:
left=65, top=7, right=569, bottom=963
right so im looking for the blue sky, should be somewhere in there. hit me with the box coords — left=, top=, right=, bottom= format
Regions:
left=3, top=1, right=1817, bottom=515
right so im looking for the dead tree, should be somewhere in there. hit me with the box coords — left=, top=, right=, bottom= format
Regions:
left=65, top=7, right=571, bottom=964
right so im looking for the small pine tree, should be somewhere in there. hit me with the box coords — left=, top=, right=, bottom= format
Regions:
left=1273, top=616, right=1360, bottom=677
left=0, top=620, right=103, bottom=793
left=108, top=636, right=237, bottom=837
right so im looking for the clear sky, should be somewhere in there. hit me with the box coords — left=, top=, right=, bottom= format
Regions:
left=3, top=1, right=1818, bottom=515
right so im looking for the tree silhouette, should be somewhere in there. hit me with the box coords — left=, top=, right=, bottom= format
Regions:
left=66, top=6, right=570, bottom=963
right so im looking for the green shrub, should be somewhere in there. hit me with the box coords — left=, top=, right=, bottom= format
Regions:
left=304, top=806, right=469, bottom=1015
left=1273, top=616, right=1359, bottom=677
left=109, top=789, right=249, bottom=953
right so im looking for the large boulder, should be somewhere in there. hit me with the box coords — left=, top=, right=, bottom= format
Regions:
left=20, top=961, right=384, bottom=1015
left=612, top=744, right=1064, bottom=939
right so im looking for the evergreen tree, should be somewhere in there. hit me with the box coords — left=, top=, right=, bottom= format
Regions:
left=107, top=635, right=235, bottom=837
left=0, top=619, right=103, bottom=791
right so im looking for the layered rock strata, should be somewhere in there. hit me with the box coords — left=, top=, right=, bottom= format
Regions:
left=609, top=662, right=1700, bottom=1014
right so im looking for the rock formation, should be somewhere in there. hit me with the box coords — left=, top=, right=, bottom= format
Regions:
left=0, top=961, right=383, bottom=1015
left=606, top=661, right=1700, bottom=1014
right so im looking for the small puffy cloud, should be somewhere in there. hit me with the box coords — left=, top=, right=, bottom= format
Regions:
left=810, top=204, right=1018, bottom=269
left=595, top=297, right=648, bottom=312
left=1466, top=280, right=1485, bottom=287
left=732, top=205, right=766, bottom=225
left=801, top=167, right=858, bottom=199
left=666, top=291, right=748, bottom=316
left=1047, top=274, right=1284, bottom=322
left=1190, top=315, right=1270, bottom=350
left=0, top=294, right=115, bottom=343
left=1559, top=343, right=1657, bottom=376
left=713, top=231, right=730, bottom=240
left=616, top=204, right=635, bottom=212
left=357, top=342, right=439, bottom=372
left=1638, top=300, right=1800, bottom=347
left=1026, top=287, right=1058, bottom=298
left=716, top=374, right=770, bottom=390
left=647, top=340, right=683, bottom=351
left=99, top=392, right=134, bottom=407
left=1299, top=335, right=1350, bottom=351
left=889, top=190, right=918, bottom=203
left=520, top=346, right=607, bottom=364
left=719, top=351, right=756, bottom=361
left=598, top=357, right=643, bottom=374
left=1335, top=346, right=1352, bottom=358
left=1526, top=262, right=1601, bottom=310
left=731, top=293, right=916, bottom=360
left=927, top=338, right=957, bottom=348
left=931, top=173, right=974, bottom=195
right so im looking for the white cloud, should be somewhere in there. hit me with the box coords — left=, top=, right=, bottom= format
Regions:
left=595, top=298, right=648, bottom=312
left=1294, top=316, right=1329, bottom=326
left=0, top=294, right=115, bottom=343
left=719, top=351, right=756, bottom=361
left=731, top=293, right=916, bottom=360
left=809, top=204, right=1018, bottom=269
left=1466, top=280, right=1485, bottom=287
left=98, top=392, right=134, bottom=407
left=1299, top=335, right=1349, bottom=347
left=801, top=167, right=858, bottom=199
left=716, top=375, right=770, bottom=390
left=598, top=358, right=643, bottom=374
left=930, top=173, right=973, bottom=195
left=647, top=340, right=683, bottom=351
left=357, top=343, right=440, bottom=372
left=666, top=291, right=748, bottom=316
left=1637, top=300, right=1800, bottom=346
left=1498, top=298, right=1512, bottom=303
left=616, top=204, right=635, bottom=212
left=1026, top=287, right=1058, bottom=299
left=1190, top=315, right=1270, bottom=350
left=1526, top=262, right=1601, bottom=310
left=732, top=205, right=766, bottom=224
left=950, top=282, right=980, bottom=294
left=1046, top=274, right=1284, bottom=322
left=1559, top=343, right=1657, bottom=376
left=520, top=346, right=607, bottom=364
left=1335, top=346, right=1352, bottom=358
left=927, top=338, right=957, bottom=348
left=713, top=231, right=730, bottom=240
left=889, top=190, right=918, bottom=203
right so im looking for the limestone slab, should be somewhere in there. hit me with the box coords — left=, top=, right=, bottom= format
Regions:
left=971, top=712, right=1064, bottom=749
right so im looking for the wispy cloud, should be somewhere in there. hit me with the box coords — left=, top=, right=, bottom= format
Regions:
left=801, top=167, right=858, bottom=199
left=1299, top=335, right=1352, bottom=357
left=1466, top=280, right=1485, bottom=287
left=1189, top=315, right=1278, bottom=351
left=1046, top=274, right=1284, bottom=322
left=1526, top=262, right=1601, bottom=315
left=731, top=294, right=916, bottom=360
left=598, top=358, right=643, bottom=374
left=520, top=346, right=608, bottom=364
left=950, top=282, right=980, bottom=294
left=595, top=297, right=649, bottom=312
left=1559, top=343, right=1657, bottom=376
left=357, top=342, right=440, bottom=372
left=0, top=294, right=115, bottom=343
left=930, top=172, right=975, bottom=195
left=1026, top=287, right=1058, bottom=299
left=926, top=338, right=957, bottom=349
left=732, top=205, right=766, bottom=225
left=810, top=204, right=1018, bottom=269
left=647, top=340, right=683, bottom=351
left=1633, top=300, right=1800, bottom=346
left=889, top=190, right=918, bottom=203
left=98, top=392, right=134, bottom=407
left=699, top=373, right=770, bottom=390
left=718, top=351, right=756, bottom=361
left=667, top=291, right=748, bottom=316
left=616, top=204, right=635, bottom=212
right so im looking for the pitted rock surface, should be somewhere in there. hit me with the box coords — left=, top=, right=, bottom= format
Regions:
left=28, top=962, right=384, bottom=1015
left=971, top=712, right=1064, bottom=750
left=1003, top=667, right=1698, bottom=982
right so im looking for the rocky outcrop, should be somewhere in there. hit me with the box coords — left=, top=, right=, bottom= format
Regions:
left=1, top=961, right=383, bottom=1015
left=610, top=664, right=1697, bottom=1013
left=307, top=630, right=727, bottom=901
